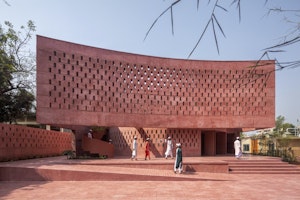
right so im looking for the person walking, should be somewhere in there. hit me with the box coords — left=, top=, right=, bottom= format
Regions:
left=174, top=143, right=183, bottom=174
left=165, top=136, right=173, bottom=159
left=131, top=136, right=138, bottom=160
left=145, top=138, right=151, bottom=160
left=234, top=137, right=242, bottom=159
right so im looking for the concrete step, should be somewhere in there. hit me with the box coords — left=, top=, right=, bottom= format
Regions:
left=230, top=167, right=299, bottom=171
left=229, top=165, right=296, bottom=168
left=230, top=170, right=300, bottom=174
left=229, top=162, right=289, bottom=166
left=0, top=166, right=210, bottom=181
left=228, top=159, right=300, bottom=174
left=225, top=159, right=282, bottom=163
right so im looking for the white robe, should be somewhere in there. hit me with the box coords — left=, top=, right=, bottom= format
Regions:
left=234, top=139, right=241, bottom=157
left=165, top=140, right=173, bottom=158
left=132, top=139, right=137, bottom=158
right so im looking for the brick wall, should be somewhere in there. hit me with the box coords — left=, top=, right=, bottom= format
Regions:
left=109, top=127, right=201, bottom=157
left=82, top=135, right=114, bottom=158
left=35, top=35, right=276, bottom=157
left=0, top=123, right=72, bottom=161
left=36, top=36, right=275, bottom=129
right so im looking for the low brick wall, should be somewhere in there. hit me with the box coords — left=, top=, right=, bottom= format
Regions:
left=0, top=123, right=72, bottom=161
left=82, top=135, right=114, bottom=158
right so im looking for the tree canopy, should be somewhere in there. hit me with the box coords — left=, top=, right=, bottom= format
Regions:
left=275, top=115, right=295, bottom=135
left=0, top=20, right=36, bottom=123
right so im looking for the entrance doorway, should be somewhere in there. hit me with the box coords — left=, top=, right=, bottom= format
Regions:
left=201, top=131, right=215, bottom=156
left=227, top=133, right=235, bottom=154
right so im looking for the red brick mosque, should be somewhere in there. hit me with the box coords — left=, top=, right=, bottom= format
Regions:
left=36, top=36, right=275, bottom=157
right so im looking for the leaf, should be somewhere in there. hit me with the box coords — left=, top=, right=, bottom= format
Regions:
left=212, top=13, right=226, bottom=37
left=211, top=17, right=220, bottom=54
left=231, top=0, right=241, bottom=22
left=216, top=4, right=228, bottom=12
left=144, top=0, right=181, bottom=41
left=264, top=36, right=300, bottom=50
left=171, top=5, right=174, bottom=35
left=188, top=19, right=211, bottom=58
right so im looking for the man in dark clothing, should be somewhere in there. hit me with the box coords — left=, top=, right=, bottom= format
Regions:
left=174, top=143, right=183, bottom=174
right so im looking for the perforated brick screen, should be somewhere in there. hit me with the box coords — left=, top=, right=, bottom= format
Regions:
left=37, top=36, right=275, bottom=129
left=0, top=124, right=72, bottom=161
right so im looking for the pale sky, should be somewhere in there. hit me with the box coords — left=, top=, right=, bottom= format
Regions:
left=1, top=0, right=299, bottom=126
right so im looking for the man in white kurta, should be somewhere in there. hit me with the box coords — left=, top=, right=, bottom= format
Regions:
left=234, top=137, right=242, bottom=159
left=165, top=136, right=173, bottom=159
left=131, top=136, right=138, bottom=160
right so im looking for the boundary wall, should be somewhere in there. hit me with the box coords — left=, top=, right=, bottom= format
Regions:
left=0, top=123, right=73, bottom=161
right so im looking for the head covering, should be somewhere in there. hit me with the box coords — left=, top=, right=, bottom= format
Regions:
left=89, top=129, right=92, bottom=132
left=168, top=136, right=171, bottom=140
left=134, top=136, right=137, bottom=139
left=176, top=143, right=181, bottom=147
left=236, top=137, right=240, bottom=140
left=146, top=138, right=150, bottom=141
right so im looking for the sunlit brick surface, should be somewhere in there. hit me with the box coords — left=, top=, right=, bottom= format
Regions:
left=109, top=127, right=201, bottom=157
left=0, top=124, right=72, bottom=161
left=36, top=36, right=275, bottom=129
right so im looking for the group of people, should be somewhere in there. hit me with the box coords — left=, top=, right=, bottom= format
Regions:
left=131, top=136, right=183, bottom=174
left=130, top=135, right=242, bottom=173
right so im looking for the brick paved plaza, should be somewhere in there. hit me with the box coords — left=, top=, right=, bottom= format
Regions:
left=0, top=156, right=299, bottom=200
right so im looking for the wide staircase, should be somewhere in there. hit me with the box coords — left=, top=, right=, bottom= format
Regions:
left=1, top=156, right=300, bottom=181
left=227, top=158, right=300, bottom=174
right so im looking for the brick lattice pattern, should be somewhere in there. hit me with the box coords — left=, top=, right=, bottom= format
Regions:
left=37, top=36, right=275, bottom=129
left=109, top=127, right=201, bottom=157
left=0, top=124, right=72, bottom=161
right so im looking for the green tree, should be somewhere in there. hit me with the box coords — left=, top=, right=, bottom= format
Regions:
left=0, top=20, right=36, bottom=123
left=274, top=115, right=295, bottom=135
left=275, top=115, right=285, bottom=133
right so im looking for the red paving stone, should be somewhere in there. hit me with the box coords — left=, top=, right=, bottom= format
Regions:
left=0, top=156, right=300, bottom=199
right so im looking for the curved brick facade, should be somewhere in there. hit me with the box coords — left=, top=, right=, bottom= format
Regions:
left=36, top=36, right=275, bottom=156
left=37, top=36, right=275, bottom=129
